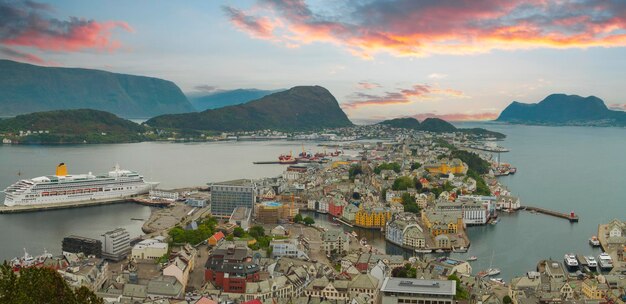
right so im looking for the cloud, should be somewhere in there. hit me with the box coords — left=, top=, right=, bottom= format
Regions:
left=357, top=81, right=381, bottom=90
left=222, top=6, right=278, bottom=39
left=342, top=83, right=467, bottom=110
left=225, top=0, right=626, bottom=58
left=0, top=0, right=132, bottom=63
left=412, top=112, right=499, bottom=121
left=194, top=84, right=219, bottom=92
left=428, top=73, right=448, bottom=80
left=609, top=104, right=626, bottom=111
left=0, top=46, right=44, bottom=64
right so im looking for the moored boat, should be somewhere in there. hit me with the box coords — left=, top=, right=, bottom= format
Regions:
left=589, top=236, right=600, bottom=247
left=467, top=256, right=478, bottom=261
left=598, top=253, right=613, bottom=270
left=563, top=253, right=579, bottom=271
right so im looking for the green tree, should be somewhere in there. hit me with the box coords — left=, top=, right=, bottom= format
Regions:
left=413, top=177, right=423, bottom=191
left=303, top=216, right=315, bottom=226
left=349, top=165, right=363, bottom=180
left=503, top=295, right=513, bottom=304
left=374, top=162, right=401, bottom=174
left=249, top=225, right=266, bottom=239
left=0, top=262, right=103, bottom=304
left=233, top=227, right=245, bottom=237
left=392, top=176, right=414, bottom=190
left=294, top=213, right=303, bottom=223
left=401, top=193, right=420, bottom=214
left=410, top=162, right=422, bottom=170
left=448, top=274, right=469, bottom=300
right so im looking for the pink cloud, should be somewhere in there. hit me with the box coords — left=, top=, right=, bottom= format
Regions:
left=342, top=83, right=466, bottom=110
left=225, top=0, right=626, bottom=58
left=0, top=1, right=132, bottom=63
left=412, top=112, right=499, bottom=121
left=356, top=81, right=381, bottom=90
left=223, top=6, right=278, bottom=39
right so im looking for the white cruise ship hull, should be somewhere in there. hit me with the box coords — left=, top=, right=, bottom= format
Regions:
left=3, top=165, right=158, bottom=207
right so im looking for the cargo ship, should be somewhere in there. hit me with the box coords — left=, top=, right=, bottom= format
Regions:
left=3, top=163, right=158, bottom=207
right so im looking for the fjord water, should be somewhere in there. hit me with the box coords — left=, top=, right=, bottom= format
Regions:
left=0, top=125, right=624, bottom=280
left=0, top=141, right=327, bottom=260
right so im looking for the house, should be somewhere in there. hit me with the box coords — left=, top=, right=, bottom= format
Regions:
left=270, top=239, right=308, bottom=259
left=379, top=277, right=456, bottom=304
left=204, top=242, right=260, bottom=293
left=208, top=231, right=225, bottom=246
left=582, top=277, right=609, bottom=299
left=131, top=237, right=168, bottom=261
left=322, top=230, right=350, bottom=256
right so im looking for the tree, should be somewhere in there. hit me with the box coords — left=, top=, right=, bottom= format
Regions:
left=303, top=216, right=315, bottom=226
left=294, top=213, right=303, bottom=223
left=392, top=176, right=414, bottom=190
left=448, top=274, right=469, bottom=300
left=0, top=262, right=103, bottom=304
left=401, top=193, right=420, bottom=214
left=233, top=227, right=245, bottom=237
left=374, top=162, right=401, bottom=174
left=349, top=165, right=363, bottom=180
left=410, top=162, right=422, bottom=170
left=503, top=295, right=513, bottom=304
left=248, top=225, right=266, bottom=239
left=413, top=177, right=423, bottom=191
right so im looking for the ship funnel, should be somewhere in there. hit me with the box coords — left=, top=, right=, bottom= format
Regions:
left=56, top=163, right=67, bottom=176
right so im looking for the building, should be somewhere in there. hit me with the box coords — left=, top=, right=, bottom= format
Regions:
left=210, top=180, right=256, bottom=218
left=131, top=237, right=168, bottom=261
left=58, top=256, right=109, bottom=291
left=424, top=158, right=468, bottom=175
left=208, top=231, right=225, bottom=246
left=322, top=230, right=350, bottom=256
left=204, top=242, right=260, bottom=293
left=304, top=274, right=379, bottom=304
left=421, top=210, right=463, bottom=237
left=101, top=228, right=130, bottom=261
left=355, top=205, right=392, bottom=228
left=386, top=213, right=426, bottom=249
left=270, top=239, right=308, bottom=259
left=582, top=278, right=609, bottom=300
left=62, top=235, right=102, bottom=257
left=380, top=277, right=456, bottom=304
left=229, top=207, right=252, bottom=231
left=283, top=165, right=308, bottom=180
left=186, top=198, right=207, bottom=208
left=435, top=200, right=490, bottom=225
left=255, top=201, right=296, bottom=224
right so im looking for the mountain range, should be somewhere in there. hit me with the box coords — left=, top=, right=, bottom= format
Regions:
left=0, top=60, right=194, bottom=118
left=188, top=89, right=282, bottom=111
left=146, top=86, right=353, bottom=131
left=497, top=94, right=626, bottom=126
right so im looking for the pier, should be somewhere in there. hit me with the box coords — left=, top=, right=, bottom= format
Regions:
left=521, top=206, right=579, bottom=222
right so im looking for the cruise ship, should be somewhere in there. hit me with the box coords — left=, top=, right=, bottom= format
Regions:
left=3, top=163, right=158, bottom=207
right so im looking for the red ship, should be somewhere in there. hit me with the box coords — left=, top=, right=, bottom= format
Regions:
left=278, top=152, right=297, bottom=164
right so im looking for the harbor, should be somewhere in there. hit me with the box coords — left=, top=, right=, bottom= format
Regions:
left=521, top=205, right=580, bottom=222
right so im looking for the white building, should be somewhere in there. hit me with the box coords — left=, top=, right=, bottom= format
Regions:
left=102, top=228, right=130, bottom=261
left=271, top=239, right=308, bottom=259
left=131, top=237, right=168, bottom=261
left=322, top=230, right=350, bottom=255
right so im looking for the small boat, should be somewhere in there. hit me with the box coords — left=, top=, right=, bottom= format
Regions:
left=415, top=249, right=432, bottom=254
left=598, top=253, right=614, bottom=271
left=564, top=253, right=579, bottom=271
left=584, top=256, right=598, bottom=271
left=467, top=256, right=478, bottom=261
left=435, top=249, right=445, bottom=253
left=491, top=219, right=499, bottom=225
left=490, top=278, right=506, bottom=285
left=453, top=246, right=468, bottom=253
left=589, top=236, right=600, bottom=247
left=485, top=268, right=501, bottom=276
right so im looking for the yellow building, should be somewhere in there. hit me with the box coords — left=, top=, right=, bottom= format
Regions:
left=354, top=206, right=392, bottom=228
left=421, top=210, right=463, bottom=237
left=425, top=158, right=468, bottom=175
left=581, top=279, right=607, bottom=300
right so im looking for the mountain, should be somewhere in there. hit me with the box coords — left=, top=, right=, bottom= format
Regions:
left=146, top=86, right=353, bottom=131
left=379, top=117, right=421, bottom=129
left=0, top=60, right=195, bottom=118
left=420, top=118, right=457, bottom=133
left=497, top=94, right=626, bottom=126
left=378, top=117, right=505, bottom=138
left=189, top=89, right=283, bottom=111
left=0, top=109, right=145, bottom=144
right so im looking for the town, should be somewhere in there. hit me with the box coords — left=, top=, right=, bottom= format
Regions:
left=4, top=126, right=625, bottom=304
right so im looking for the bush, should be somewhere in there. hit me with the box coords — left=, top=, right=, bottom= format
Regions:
left=374, top=162, right=401, bottom=174
left=392, top=176, right=414, bottom=190
left=303, top=216, right=315, bottom=226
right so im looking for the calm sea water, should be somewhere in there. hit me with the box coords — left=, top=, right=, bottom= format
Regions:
left=0, top=140, right=337, bottom=260
left=307, top=123, right=626, bottom=279
left=0, top=126, right=624, bottom=280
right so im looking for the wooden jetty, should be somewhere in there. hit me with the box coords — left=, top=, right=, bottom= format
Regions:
left=522, top=206, right=579, bottom=222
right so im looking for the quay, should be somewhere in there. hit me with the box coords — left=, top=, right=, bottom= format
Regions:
left=521, top=205, right=579, bottom=222
left=0, top=198, right=130, bottom=214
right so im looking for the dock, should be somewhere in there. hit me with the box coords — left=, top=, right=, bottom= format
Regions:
left=0, top=198, right=130, bottom=214
left=522, top=206, right=579, bottom=222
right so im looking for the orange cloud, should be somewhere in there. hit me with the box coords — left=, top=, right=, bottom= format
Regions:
left=0, top=1, right=132, bottom=64
left=225, top=0, right=626, bottom=58
left=342, top=83, right=466, bottom=110
left=412, top=112, right=499, bottom=121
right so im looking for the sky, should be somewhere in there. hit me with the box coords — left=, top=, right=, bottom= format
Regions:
left=2, top=0, right=626, bottom=121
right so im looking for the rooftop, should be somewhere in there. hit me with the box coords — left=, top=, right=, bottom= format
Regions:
left=380, top=277, right=456, bottom=296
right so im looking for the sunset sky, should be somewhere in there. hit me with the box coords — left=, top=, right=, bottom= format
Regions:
left=2, top=0, right=626, bottom=121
